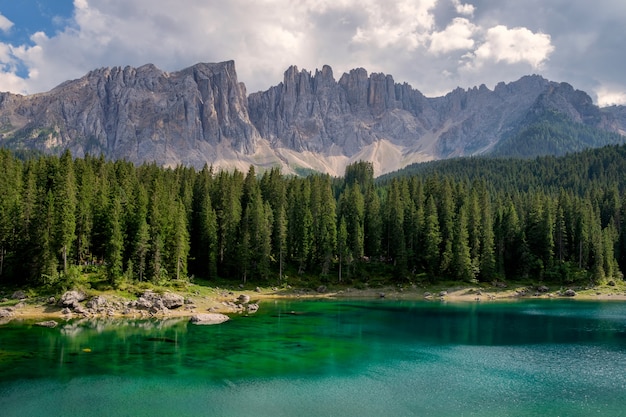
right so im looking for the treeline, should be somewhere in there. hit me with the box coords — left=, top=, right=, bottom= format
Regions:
left=0, top=147, right=625, bottom=288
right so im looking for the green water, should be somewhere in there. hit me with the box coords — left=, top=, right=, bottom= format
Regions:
left=1, top=299, right=626, bottom=416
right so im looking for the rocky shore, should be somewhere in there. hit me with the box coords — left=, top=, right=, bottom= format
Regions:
left=0, top=287, right=261, bottom=325
left=1, top=282, right=625, bottom=325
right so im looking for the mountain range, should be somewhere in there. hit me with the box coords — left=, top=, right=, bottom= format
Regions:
left=1, top=60, right=625, bottom=176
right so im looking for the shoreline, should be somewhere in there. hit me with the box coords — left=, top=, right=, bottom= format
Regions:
left=2, top=282, right=626, bottom=323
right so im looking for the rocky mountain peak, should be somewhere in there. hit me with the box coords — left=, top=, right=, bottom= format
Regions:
left=0, top=60, right=624, bottom=176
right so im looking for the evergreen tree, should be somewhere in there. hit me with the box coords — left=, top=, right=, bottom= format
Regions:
left=364, top=184, right=382, bottom=258
left=422, top=196, right=441, bottom=278
left=451, top=205, right=474, bottom=282
left=384, top=180, right=407, bottom=277
left=54, top=151, right=77, bottom=274
left=337, top=216, right=349, bottom=282
left=0, top=150, right=21, bottom=279
left=105, top=193, right=124, bottom=284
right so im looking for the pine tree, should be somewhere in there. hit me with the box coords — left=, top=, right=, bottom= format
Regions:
left=451, top=205, right=474, bottom=282
left=478, top=189, right=496, bottom=281
left=0, top=150, right=21, bottom=279
left=384, top=180, right=407, bottom=277
left=364, top=184, right=382, bottom=259
left=422, top=196, right=441, bottom=278
left=170, top=200, right=190, bottom=281
left=337, top=216, right=349, bottom=282
left=54, top=150, right=77, bottom=274
left=133, top=185, right=150, bottom=282
left=314, top=175, right=337, bottom=275
left=105, top=193, right=124, bottom=284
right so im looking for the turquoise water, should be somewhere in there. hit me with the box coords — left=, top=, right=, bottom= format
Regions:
left=1, top=299, right=626, bottom=416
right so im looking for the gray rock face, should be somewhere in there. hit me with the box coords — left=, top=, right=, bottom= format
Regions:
left=1, top=61, right=624, bottom=176
left=0, top=61, right=259, bottom=170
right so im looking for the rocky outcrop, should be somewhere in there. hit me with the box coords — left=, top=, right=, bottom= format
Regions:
left=1, top=61, right=624, bottom=176
left=0, top=61, right=261, bottom=170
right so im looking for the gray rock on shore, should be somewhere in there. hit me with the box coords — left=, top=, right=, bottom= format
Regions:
left=86, top=295, right=108, bottom=311
left=138, top=291, right=185, bottom=311
left=237, top=294, right=251, bottom=304
left=58, top=291, right=87, bottom=307
left=11, top=290, right=27, bottom=300
left=190, top=313, right=230, bottom=325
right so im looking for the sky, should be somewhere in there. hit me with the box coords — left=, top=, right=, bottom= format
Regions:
left=0, top=0, right=624, bottom=106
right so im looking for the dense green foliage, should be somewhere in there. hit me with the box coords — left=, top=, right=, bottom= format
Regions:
left=1, top=147, right=625, bottom=289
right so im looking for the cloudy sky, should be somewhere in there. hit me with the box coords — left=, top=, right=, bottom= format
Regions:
left=0, top=0, right=624, bottom=106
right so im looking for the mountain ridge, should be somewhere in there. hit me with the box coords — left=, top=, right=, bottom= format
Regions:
left=0, top=60, right=624, bottom=176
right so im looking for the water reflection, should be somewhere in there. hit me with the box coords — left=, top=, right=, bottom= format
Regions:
left=345, top=300, right=626, bottom=346
left=1, top=300, right=626, bottom=383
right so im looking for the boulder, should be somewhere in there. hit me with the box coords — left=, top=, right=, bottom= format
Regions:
left=161, top=292, right=184, bottom=309
left=238, top=294, right=251, bottom=304
left=317, top=285, right=327, bottom=294
left=537, top=285, right=549, bottom=293
left=11, top=290, right=27, bottom=300
left=86, top=295, right=108, bottom=310
left=135, top=297, right=153, bottom=310
left=247, top=303, right=259, bottom=314
left=564, top=289, right=577, bottom=297
left=190, top=313, right=230, bottom=325
left=0, top=308, right=14, bottom=318
left=58, top=291, right=87, bottom=307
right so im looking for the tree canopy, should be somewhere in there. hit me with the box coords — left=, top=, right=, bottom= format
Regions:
left=1, top=146, right=626, bottom=289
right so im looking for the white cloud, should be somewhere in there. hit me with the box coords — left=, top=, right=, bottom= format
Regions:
left=350, top=0, right=438, bottom=50
left=429, top=18, right=477, bottom=54
left=467, top=25, right=554, bottom=69
left=0, top=0, right=623, bottom=107
left=452, top=0, right=475, bottom=16
left=0, top=14, right=13, bottom=33
left=596, top=85, right=626, bottom=107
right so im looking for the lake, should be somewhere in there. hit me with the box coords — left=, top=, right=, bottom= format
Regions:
left=1, top=299, right=626, bottom=416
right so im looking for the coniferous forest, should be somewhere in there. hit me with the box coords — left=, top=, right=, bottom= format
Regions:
left=1, top=145, right=626, bottom=290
